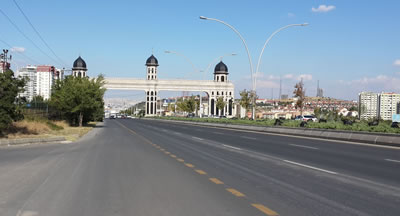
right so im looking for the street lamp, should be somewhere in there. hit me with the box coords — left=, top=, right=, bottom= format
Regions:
left=200, top=16, right=256, bottom=118
left=252, top=23, right=309, bottom=119
left=200, top=16, right=308, bottom=119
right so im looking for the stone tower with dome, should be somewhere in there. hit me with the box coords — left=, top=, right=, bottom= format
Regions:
left=72, top=56, right=87, bottom=78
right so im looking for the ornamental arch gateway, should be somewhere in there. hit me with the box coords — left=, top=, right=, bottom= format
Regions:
left=104, top=55, right=235, bottom=117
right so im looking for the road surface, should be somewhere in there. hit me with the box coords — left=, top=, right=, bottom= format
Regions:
left=0, top=119, right=399, bottom=216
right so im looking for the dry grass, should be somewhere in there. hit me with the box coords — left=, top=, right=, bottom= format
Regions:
left=3, top=120, right=96, bottom=141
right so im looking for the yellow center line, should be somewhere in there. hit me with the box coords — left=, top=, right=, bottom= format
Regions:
left=177, top=158, right=184, bottom=162
left=195, top=169, right=207, bottom=175
left=170, top=155, right=177, bottom=158
left=226, top=188, right=245, bottom=197
left=185, top=163, right=195, bottom=168
left=251, top=204, right=279, bottom=216
left=209, top=178, right=224, bottom=184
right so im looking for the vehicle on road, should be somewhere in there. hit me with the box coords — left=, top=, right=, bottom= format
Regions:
left=295, top=115, right=317, bottom=122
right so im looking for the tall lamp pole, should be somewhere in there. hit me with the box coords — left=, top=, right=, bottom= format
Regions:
left=253, top=23, right=309, bottom=118
left=200, top=16, right=256, bottom=118
left=200, top=16, right=308, bottom=119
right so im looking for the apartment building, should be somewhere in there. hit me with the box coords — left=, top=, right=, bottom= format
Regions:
left=379, top=93, right=400, bottom=120
left=17, top=66, right=37, bottom=101
left=36, top=66, right=55, bottom=100
left=358, top=92, right=400, bottom=120
left=359, top=92, right=379, bottom=120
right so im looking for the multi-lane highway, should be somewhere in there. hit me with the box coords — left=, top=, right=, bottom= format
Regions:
left=0, top=119, right=399, bottom=216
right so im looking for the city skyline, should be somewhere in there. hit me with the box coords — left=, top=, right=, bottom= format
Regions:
left=1, top=0, right=399, bottom=100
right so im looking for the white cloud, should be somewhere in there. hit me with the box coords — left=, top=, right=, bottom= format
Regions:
left=10, top=47, right=25, bottom=53
left=256, top=80, right=280, bottom=89
left=312, top=5, right=336, bottom=13
left=288, top=13, right=295, bottom=18
left=344, top=75, right=400, bottom=91
left=283, top=74, right=294, bottom=79
left=393, top=59, right=400, bottom=66
left=297, top=74, right=313, bottom=81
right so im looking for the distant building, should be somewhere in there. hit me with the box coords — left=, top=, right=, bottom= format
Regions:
left=36, top=65, right=55, bottom=100
left=359, top=92, right=379, bottom=120
left=281, top=94, right=289, bottom=100
left=379, top=93, right=400, bottom=120
left=316, top=80, right=324, bottom=97
left=17, top=66, right=37, bottom=101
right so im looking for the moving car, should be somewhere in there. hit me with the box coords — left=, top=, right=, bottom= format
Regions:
left=294, top=115, right=317, bottom=122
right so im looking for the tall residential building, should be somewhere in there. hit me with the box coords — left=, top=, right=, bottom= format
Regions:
left=379, top=93, right=400, bottom=120
left=17, top=66, right=37, bottom=101
left=359, top=92, right=379, bottom=120
left=36, top=66, right=55, bottom=100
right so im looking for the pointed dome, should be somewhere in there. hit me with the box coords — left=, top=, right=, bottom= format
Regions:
left=214, top=61, right=228, bottom=74
left=73, top=56, right=87, bottom=70
left=146, top=55, right=159, bottom=66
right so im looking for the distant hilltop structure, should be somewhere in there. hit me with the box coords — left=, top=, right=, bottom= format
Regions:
left=316, top=80, right=324, bottom=98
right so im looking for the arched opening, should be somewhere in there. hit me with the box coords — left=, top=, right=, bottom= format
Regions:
left=229, top=99, right=233, bottom=116
left=147, top=102, right=149, bottom=114
left=221, top=76, right=225, bottom=82
left=211, top=99, right=215, bottom=115
left=150, top=103, right=153, bottom=114
left=78, top=72, right=81, bottom=77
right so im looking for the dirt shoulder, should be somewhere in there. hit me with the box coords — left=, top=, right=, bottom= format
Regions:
left=1, top=120, right=98, bottom=142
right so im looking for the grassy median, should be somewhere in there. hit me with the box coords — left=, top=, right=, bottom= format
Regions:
left=150, top=116, right=400, bottom=134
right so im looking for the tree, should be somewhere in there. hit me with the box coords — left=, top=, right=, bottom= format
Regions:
left=216, top=96, right=226, bottom=115
left=50, top=75, right=106, bottom=127
left=293, top=81, right=305, bottom=116
left=314, top=107, right=322, bottom=119
left=239, top=90, right=251, bottom=112
left=0, top=69, right=26, bottom=133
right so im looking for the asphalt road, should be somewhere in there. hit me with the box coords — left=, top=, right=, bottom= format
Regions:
left=0, top=119, right=399, bottom=216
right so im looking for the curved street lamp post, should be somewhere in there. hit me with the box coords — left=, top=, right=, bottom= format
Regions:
left=200, top=16, right=308, bottom=119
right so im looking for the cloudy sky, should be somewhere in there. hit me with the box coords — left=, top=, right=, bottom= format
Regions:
left=1, top=0, right=399, bottom=100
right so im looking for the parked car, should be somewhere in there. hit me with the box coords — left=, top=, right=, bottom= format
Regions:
left=295, top=115, right=317, bottom=122
left=110, top=115, right=116, bottom=119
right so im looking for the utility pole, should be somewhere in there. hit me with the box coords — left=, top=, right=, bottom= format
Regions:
left=1, top=49, right=12, bottom=73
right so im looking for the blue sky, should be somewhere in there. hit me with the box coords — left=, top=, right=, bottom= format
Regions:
left=1, top=0, right=400, bottom=100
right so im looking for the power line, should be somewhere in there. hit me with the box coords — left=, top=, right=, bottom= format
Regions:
left=0, top=36, right=41, bottom=65
left=12, top=0, right=68, bottom=68
left=0, top=8, right=62, bottom=67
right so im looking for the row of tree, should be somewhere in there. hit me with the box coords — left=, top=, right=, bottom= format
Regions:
left=0, top=69, right=106, bottom=134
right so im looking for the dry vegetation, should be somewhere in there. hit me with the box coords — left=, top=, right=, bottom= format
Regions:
left=2, top=120, right=96, bottom=141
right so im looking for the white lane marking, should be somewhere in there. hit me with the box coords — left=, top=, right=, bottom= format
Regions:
left=289, top=144, right=319, bottom=150
left=162, top=129, right=168, bottom=132
left=241, top=136, right=257, bottom=140
left=222, top=144, right=242, bottom=151
left=283, top=160, right=338, bottom=175
left=385, top=159, right=400, bottom=163
left=174, top=132, right=182, bottom=135
left=213, top=132, right=224, bottom=135
left=192, top=136, right=204, bottom=141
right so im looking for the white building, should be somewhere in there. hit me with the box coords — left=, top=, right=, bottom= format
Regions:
left=379, top=93, right=400, bottom=120
left=359, top=92, right=379, bottom=120
left=36, top=66, right=55, bottom=100
left=17, top=66, right=37, bottom=101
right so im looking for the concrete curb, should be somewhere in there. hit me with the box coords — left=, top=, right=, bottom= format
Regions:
left=0, top=136, right=66, bottom=146
left=145, top=118, right=400, bottom=147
